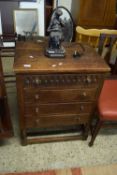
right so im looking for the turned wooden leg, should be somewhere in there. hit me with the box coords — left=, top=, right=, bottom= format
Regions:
left=82, top=124, right=89, bottom=140
left=21, top=130, right=27, bottom=146
left=89, top=120, right=103, bottom=147
left=0, top=115, right=3, bottom=132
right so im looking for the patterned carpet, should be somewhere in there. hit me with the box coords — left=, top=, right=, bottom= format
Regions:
left=1, top=164, right=117, bottom=175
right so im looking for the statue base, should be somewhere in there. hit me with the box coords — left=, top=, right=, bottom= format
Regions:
left=45, top=47, right=65, bottom=58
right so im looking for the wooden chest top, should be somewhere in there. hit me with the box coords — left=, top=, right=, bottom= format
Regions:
left=14, top=41, right=110, bottom=74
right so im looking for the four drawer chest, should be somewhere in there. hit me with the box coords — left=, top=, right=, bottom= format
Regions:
left=14, top=41, right=110, bottom=145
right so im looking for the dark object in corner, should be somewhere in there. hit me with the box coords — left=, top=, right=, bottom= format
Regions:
left=73, top=43, right=85, bottom=58
left=73, top=51, right=81, bottom=58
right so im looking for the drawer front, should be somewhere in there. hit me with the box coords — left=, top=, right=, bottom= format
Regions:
left=24, top=102, right=93, bottom=116
left=23, top=73, right=103, bottom=88
left=24, top=88, right=97, bottom=104
left=24, top=114, right=90, bottom=128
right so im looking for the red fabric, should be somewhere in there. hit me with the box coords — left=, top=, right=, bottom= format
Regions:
left=2, top=171, right=56, bottom=175
left=98, top=80, right=117, bottom=121
left=1, top=169, right=82, bottom=175
left=72, top=168, right=82, bottom=175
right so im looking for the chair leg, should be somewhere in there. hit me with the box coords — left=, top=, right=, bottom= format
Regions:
left=89, top=119, right=103, bottom=147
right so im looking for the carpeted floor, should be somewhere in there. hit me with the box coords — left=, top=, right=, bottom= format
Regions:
left=0, top=58, right=117, bottom=173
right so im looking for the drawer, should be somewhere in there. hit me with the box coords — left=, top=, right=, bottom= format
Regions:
left=24, top=114, right=90, bottom=128
left=24, top=88, right=97, bottom=104
left=23, top=73, right=103, bottom=88
left=24, top=102, right=93, bottom=116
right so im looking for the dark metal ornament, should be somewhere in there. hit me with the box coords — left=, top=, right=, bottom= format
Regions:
left=45, top=8, right=65, bottom=58
left=45, top=6, right=74, bottom=58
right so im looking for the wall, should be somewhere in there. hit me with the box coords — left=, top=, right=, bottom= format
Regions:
left=0, top=1, right=19, bottom=34
left=54, top=0, right=80, bottom=25
left=0, top=12, right=2, bottom=34
left=0, top=0, right=79, bottom=35
left=20, top=0, right=45, bottom=36
left=58, top=0, right=72, bottom=11
left=71, top=0, right=80, bottom=25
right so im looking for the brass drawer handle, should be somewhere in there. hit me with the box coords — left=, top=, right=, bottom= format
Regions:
left=35, top=119, right=40, bottom=124
left=35, top=94, right=39, bottom=100
left=86, top=76, right=92, bottom=84
left=83, top=92, right=87, bottom=97
left=80, top=105, right=84, bottom=111
left=35, top=78, right=41, bottom=85
left=35, top=107, right=39, bottom=114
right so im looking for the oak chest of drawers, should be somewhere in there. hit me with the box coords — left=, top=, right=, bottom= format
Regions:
left=14, top=41, right=110, bottom=145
